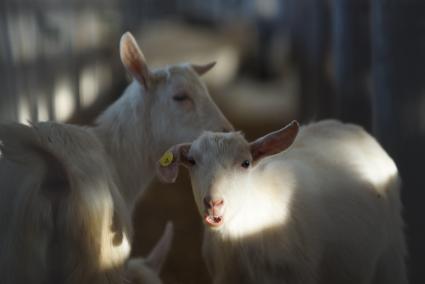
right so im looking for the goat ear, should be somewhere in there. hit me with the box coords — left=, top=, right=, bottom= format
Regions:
left=249, top=121, right=299, bottom=163
left=191, top=61, right=216, bottom=76
left=156, top=143, right=191, bottom=183
left=120, top=32, right=151, bottom=89
left=145, top=222, right=174, bottom=273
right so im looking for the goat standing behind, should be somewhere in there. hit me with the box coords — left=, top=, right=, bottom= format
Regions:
left=0, top=122, right=174, bottom=284
left=0, top=122, right=131, bottom=284
left=0, top=31, right=232, bottom=283
left=93, top=32, right=233, bottom=211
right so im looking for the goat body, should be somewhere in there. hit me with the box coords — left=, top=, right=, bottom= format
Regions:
left=0, top=122, right=174, bottom=284
left=0, top=122, right=131, bottom=284
left=158, top=120, right=407, bottom=284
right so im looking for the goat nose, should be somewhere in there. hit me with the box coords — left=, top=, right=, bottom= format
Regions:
left=203, top=197, right=224, bottom=209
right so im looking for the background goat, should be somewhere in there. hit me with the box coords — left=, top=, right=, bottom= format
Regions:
left=0, top=122, right=174, bottom=284
left=93, top=32, right=233, bottom=211
left=0, top=31, right=231, bottom=283
left=0, top=122, right=131, bottom=283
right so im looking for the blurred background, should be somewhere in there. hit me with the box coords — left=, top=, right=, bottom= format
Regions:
left=0, top=0, right=424, bottom=283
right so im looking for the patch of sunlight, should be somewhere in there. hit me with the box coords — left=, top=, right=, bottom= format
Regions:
left=88, top=182, right=131, bottom=270
left=358, top=150, right=399, bottom=193
left=54, top=77, right=75, bottom=121
left=79, top=67, right=97, bottom=108
left=18, top=93, right=31, bottom=125
left=99, top=231, right=131, bottom=270
left=37, top=94, right=49, bottom=122
left=203, top=46, right=239, bottom=87
left=8, top=12, right=38, bottom=64
left=79, top=62, right=111, bottom=108
left=219, top=170, right=295, bottom=240
left=327, top=130, right=399, bottom=194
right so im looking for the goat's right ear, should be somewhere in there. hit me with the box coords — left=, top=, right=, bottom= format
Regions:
left=249, top=121, right=299, bottom=163
left=120, top=32, right=151, bottom=89
left=156, top=143, right=192, bottom=183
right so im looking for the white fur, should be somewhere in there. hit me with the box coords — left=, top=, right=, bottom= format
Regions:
left=0, top=33, right=231, bottom=283
left=180, top=120, right=407, bottom=284
left=0, top=122, right=131, bottom=284
left=0, top=122, right=174, bottom=284
left=93, top=64, right=232, bottom=210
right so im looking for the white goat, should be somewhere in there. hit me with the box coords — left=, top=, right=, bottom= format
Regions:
left=0, top=122, right=126, bottom=283
left=0, top=122, right=173, bottom=284
left=157, top=120, right=407, bottom=284
left=93, top=32, right=233, bottom=211
left=0, top=31, right=229, bottom=283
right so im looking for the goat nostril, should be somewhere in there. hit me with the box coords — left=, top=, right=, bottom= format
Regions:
left=204, top=197, right=224, bottom=209
left=203, top=197, right=212, bottom=209
left=222, top=127, right=231, bottom=133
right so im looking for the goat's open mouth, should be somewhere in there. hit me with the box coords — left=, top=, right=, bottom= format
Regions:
left=204, top=214, right=223, bottom=227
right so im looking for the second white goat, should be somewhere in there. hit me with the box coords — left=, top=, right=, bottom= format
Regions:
left=157, top=120, right=407, bottom=284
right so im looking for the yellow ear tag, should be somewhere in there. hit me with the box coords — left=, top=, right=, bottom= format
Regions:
left=159, top=151, right=174, bottom=167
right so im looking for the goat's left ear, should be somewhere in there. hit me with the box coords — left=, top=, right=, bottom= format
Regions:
left=191, top=61, right=216, bottom=76
left=120, top=32, right=151, bottom=89
left=145, top=222, right=174, bottom=273
left=249, top=121, right=299, bottom=163
left=156, top=143, right=192, bottom=183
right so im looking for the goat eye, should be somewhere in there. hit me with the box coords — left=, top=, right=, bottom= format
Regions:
left=173, top=93, right=190, bottom=102
left=241, top=160, right=250, bottom=169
